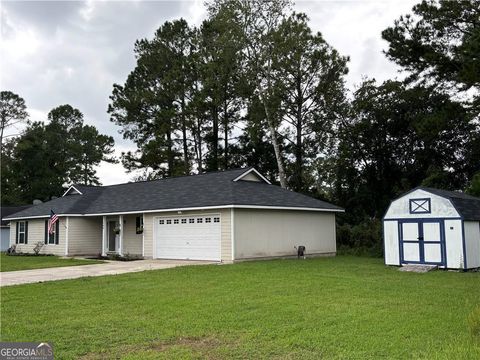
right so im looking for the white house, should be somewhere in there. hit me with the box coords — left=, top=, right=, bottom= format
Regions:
left=3, top=168, right=344, bottom=261
left=383, top=187, right=480, bottom=270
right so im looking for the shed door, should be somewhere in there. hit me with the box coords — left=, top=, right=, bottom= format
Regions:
left=154, top=215, right=221, bottom=261
left=400, top=220, right=444, bottom=265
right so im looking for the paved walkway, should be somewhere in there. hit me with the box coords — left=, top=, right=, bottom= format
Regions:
left=0, top=259, right=215, bottom=287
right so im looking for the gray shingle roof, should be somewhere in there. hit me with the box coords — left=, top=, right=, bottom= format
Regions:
left=1, top=205, right=32, bottom=226
left=419, top=187, right=480, bottom=221
left=3, top=168, right=343, bottom=220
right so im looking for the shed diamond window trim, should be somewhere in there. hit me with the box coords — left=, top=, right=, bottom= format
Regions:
left=409, top=198, right=431, bottom=214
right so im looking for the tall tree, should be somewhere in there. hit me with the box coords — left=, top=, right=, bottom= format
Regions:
left=382, top=0, right=480, bottom=111
left=2, top=105, right=116, bottom=203
left=109, top=19, right=197, bottom=177
left=332, top=79, right=475, bottom=221
left=10, top=122, right=65, bottom=202
left=273, top=13, right=349, bottom=192
left=199, top=6, right=244, bottom=171
left=208, top=0, right=292, bottom=188
left=0, top=91, right=29, bottom=154
left=72, top=125, right=116, bottom=185
left=0, top=138, right=22, bottom=205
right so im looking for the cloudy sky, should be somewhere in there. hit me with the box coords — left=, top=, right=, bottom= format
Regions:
left=1, top=0, right=417, bottom=185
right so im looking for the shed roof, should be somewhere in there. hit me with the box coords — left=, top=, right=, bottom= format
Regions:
left=3, top=168, right=344, bottom=220
left=418, top=187, right=480, bottom=221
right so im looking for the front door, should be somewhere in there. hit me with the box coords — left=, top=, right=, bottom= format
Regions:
left=108, top=221, right=118, bottom=252
left=400, top=220, right=444, bottom=265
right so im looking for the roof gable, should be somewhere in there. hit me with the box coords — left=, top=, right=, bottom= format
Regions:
left=62, top=185, right=83, bottom=196
left=232, top=168, right=271, bottom=184
left=385, top=186, right=480, bottom=221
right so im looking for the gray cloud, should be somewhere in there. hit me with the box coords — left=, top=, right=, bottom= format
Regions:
left=1, top=0, right=417, bottom=185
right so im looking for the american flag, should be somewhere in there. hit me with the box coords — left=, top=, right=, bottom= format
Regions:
left=48, top=210, right=59, bottom=234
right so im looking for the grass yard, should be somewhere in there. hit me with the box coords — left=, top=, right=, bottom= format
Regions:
left=1, top=256, right=479, bottom=359
left=0, top=253, right=104, bottom=272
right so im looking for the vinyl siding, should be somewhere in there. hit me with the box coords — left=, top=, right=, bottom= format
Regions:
left=445, top=219, right=464, bottom=269
left=143, top=208, right=231, bottom=261
left=67, top=217, right=102, bottom=256
left=464, top=221, right=480, bottom=269
left=122, top=214, right=143, bottom=255
left=233, top=209, right=336, bottom=260
left=9, top=219, right=66, bottom=256
left=383, top=220, right=400, bottom=265
left=239, top=173, right=261, bottom=182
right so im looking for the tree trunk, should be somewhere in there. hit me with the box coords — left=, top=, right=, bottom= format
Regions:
left=166, top=126, right=174, bottom=177
left=294, top=76, right=303, bottom=191
left=0, top=119, right=4, bottom=156
left=223, top=98, right=228, bottom=169
left=181, top=97, right=189, bottom=175
left=260, top=92, right=287, bottom=188
left=197, top=119, right=203, bottom=173
left=212, top=106, right=219, bottom=171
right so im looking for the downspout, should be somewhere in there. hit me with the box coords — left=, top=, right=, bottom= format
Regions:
left=65, top=217, right=69, bottom=256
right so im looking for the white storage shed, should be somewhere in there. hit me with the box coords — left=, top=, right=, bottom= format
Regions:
left=383, top=187, right=480, bottom=270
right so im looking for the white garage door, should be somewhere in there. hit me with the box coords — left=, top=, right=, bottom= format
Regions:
left=154, top=214, right=221, bottom=261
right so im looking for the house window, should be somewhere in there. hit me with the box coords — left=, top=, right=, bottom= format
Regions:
left=213, top=217, right=220, bottom=223
left=181, top=219, right=187, bottom=224
left=174, top=219, right=179, bottom=224
left=44, top=220, right=59, bottom=245
left=16, top=221, right=28, bottom=244
left=197, top=218, right=203, bottom=223
left=409, top=198, right=431, bottom=214
left=189, top=218, right=195, bottom=224
left=136, top=216, right=144, bottom=234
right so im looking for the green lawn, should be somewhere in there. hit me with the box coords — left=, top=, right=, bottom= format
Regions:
left=0, top=253, right=104, bottom=272
left=1, top=256, right=479, bottom=359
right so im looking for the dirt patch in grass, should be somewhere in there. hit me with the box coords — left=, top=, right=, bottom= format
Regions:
left=80, top=336, right=235, bottom=360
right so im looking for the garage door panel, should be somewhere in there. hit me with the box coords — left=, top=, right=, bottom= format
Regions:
left=155, top=215, right=221, bottom=261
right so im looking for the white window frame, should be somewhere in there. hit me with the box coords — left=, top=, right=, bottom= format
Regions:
left=17, top=221, right=26, bottom=244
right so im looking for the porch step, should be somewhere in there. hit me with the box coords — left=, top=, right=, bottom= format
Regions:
left=399, top=264, right=438, bottom=273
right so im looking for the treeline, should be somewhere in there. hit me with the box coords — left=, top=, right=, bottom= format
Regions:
left=0, top=100, right=115, bottom=204
left=1, top=0, right=479, bottom=255
left=108, top=2, right=350, bottom=192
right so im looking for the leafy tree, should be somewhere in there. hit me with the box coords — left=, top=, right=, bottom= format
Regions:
left=467, top=173, right=480, bottom=197
left=0, top=91, right=29, bottom=153
left=208, top=0, right=293, bottom=188
left=382, top=0, right=480, bottom=110
left=235, top=95, right=279, bottom=181
left=0, top=138, right=22, bottom=205
left=11, top=122, right=64, bottom=202
left=273, top=13, right=349, bottom=192
left=2, top=105, right=115, bottom=203
left=199, top=7, right=244, bottom=171
left=72, top=125, right=116, bottom=185
left=46, top=105, right=115, bottom=185
left=332, top=79, right=475, bottom=221
left=109, top=19, right=197, bottom=177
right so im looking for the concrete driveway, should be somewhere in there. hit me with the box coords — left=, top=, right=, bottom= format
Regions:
left=0, top=259, right=216, bottom=287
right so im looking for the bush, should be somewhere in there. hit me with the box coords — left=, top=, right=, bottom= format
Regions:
left=468, top=306, right=480, bottom=340
left=337, top=218, right=383, bottom=257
